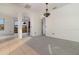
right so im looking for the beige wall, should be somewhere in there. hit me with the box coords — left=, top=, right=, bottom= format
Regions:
left=0, top=4, right=42, bottom=37
left=46, top=4, right=79, bottom=42
left=0, top=15, right=14, bottom=36
left=29, top=11, right=42, bottom=36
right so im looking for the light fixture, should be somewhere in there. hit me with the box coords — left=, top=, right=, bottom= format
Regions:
left=23, top=22, right=26, bottom=24
left=44, top=3, right=50, bottom=17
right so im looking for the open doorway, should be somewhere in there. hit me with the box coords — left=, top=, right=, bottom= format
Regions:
left=22, top=20, right=30, bottom=36
left=14, top=17, right=30, bottom=37
left=41, top=17, right=46, bottom=36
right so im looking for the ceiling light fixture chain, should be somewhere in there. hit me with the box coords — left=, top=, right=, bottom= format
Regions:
left=44, top=3, right=50, bottom=17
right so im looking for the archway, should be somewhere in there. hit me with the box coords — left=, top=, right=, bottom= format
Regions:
left=14, top=16, right=31, bottom=38
left=22, top=16, right=30, bottom=37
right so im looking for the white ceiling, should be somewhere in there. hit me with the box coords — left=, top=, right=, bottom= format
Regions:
left=12, top=3, right=68, bottom=11
left=0, top=3, right=69, bottom=17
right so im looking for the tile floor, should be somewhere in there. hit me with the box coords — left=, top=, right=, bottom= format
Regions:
left=26, top=36, right=79, bottom=55
left=0, top=36, right=79, bottom=55
left=0, top=37, right=38, bottom=55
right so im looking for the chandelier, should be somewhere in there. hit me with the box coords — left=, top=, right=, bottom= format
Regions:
left=44, top=3, right=50, bottom=17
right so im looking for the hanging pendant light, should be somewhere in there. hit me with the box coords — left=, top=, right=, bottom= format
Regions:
left=44, top=3, right=50, bottom=17
left=23, top=22, right=26, bottom=24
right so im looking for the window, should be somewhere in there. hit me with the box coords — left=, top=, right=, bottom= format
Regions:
left=0, top=18, right=4, bottom=30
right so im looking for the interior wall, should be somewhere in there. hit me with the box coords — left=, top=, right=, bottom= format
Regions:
left=0, top=4, right=42, bottom=37
left=0, top=12, right=42, bottom=37
left=29, top=12, right=42, bottom=36
left=46, top=3, right=79, bottom=42
left=0, top=4, right=27, bottom=36
left=5, top=16, right=14, bottom=35
left=0, top=15, right=14, bottom=36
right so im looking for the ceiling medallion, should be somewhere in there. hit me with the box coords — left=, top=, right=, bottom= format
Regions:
left=44, top=3, right=50, bottom=17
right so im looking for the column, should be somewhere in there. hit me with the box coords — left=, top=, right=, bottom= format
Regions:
left=18, top=15, right=22, bottom=39
left=26, top=21, right=28, bottom=35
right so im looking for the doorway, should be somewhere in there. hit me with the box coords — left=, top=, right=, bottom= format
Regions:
left=14, top=17, right=30, bottom=37
left=22, top=20, right=30, bottom=36
left=41, top=17, right=46, bottom=36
